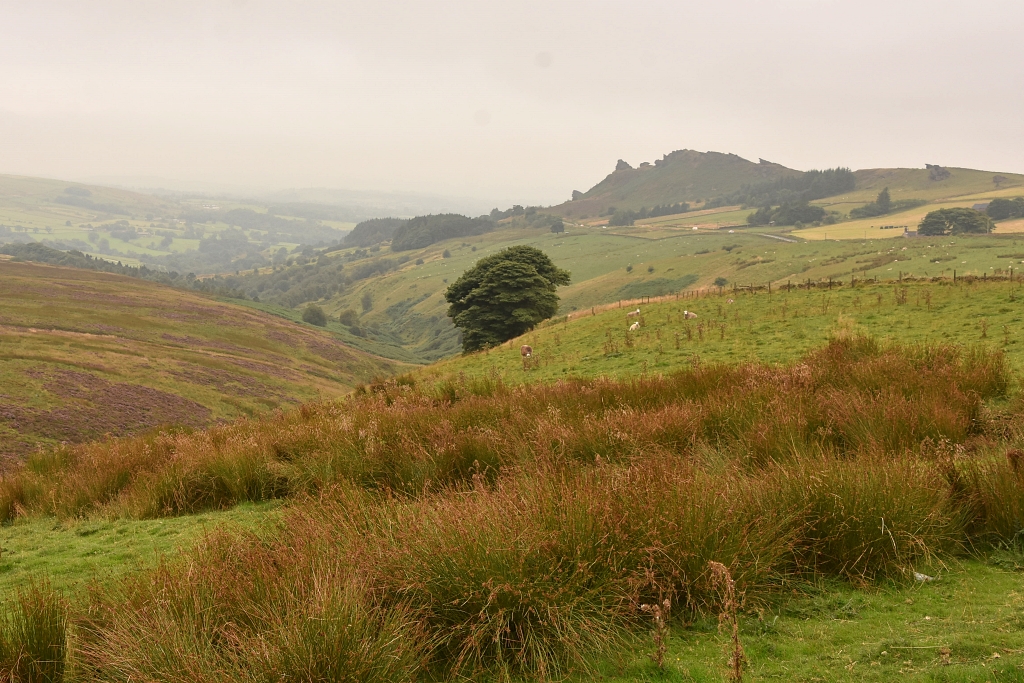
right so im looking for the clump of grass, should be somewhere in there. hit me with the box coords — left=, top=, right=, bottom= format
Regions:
left=962, top=449, right=1024, bottom=546
left=0, top=583, right=68, bottom=683
left=76, top=522, right=425, bottom=683
left=0, top=337, right=1007, bottom=523
left=52, top=445, right=985, bottom=681
left=787, top=457, right=963, bottom=580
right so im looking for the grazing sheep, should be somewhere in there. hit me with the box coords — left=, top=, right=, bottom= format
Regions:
left=726, top=298, right=734, bottom=304
left=626, top=308, right=641, bottom=318
left=683, top=310, right=698, bottom=319
left=520, top=344, right=533, bottom=358
left=629, top=321, right=640, bottom=332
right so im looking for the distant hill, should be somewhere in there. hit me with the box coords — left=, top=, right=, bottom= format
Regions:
left=554, top=150, right=802, bottom=217
left=0, top=174, right=354, bottom=277
left=0, top=260, right=406, bottom=463
left=551, top=151, right=1024, bottom=220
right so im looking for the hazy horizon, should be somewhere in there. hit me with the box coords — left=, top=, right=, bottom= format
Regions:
left=2, top=0, right=1022, bottom=207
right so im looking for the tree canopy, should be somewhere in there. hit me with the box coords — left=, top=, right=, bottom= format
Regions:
left=918, top=208, right=994, bottom=236
left=301, top=303, right=327, bottom=327
left=986, top=197, right=1024, bottom=221
left=444, top=246, right=570, bottom=352
left=849, top=186, right=926, bottom=219
left=747, top=202, right=827, bottom=226
left=391, top=214, right=494, bottom=251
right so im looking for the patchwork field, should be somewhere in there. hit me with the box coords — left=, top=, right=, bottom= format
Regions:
left=0, top=260, right=405, bottom=461
left=0, top=174, right=353, bottom=272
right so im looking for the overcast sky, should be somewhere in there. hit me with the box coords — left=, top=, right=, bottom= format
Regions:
left=1, top=0, right=1021, bottom=207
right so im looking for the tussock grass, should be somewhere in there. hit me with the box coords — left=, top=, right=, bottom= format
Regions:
left=68, top=454, right=970, bottom=681
left=76, top=523, right=424, bottom=683
left=0, top=336, right=1007, bottom=523
left=3, top=335, right=1023, bottom=681
left=0, top=584, right=68, bottom=682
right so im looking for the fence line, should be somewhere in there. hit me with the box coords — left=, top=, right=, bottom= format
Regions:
left=558, top=270, right=1018, bottom=324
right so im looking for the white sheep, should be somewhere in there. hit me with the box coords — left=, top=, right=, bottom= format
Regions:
left=626, top=308, right=641, bottom=318
left=683, top=310, right=698, bottom=319
left=629, top=321, right=640, bottom=331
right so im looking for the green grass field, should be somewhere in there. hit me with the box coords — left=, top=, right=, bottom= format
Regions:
left=417, top=277, right=1024, bottom=385
left=0, top=503, right=280, bottom=594
left=0, top=260, right=405, bottom=460
left=308, top=223, right=1024, bottom=365
left=606, top=561, right=1024, bottom=682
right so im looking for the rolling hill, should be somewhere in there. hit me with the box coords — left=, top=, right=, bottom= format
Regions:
left=0, top=173, right=355, bottom=276
left=549, top=150, right=1024, bottom=222
left=0, top=259, right=405, bottom=463
left=4, top=158, right=1024, bottom=371
left=555, top=150, right=801, bottom=217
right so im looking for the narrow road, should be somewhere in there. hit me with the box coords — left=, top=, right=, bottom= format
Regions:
left=757, top=233, right=799, bottom=243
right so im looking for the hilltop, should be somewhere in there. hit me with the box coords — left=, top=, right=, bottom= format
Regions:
left=555, top=150, right=801, bottom=216
left=0, top=259, right=405, bottom=462
left=549, top=149, right=1024, bottom=224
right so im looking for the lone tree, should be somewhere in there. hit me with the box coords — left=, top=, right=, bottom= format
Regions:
left=918, top=208, right=994, bottom=236
left=875, top=187, right=892, bottom=212
left=445, top=245, right=570, bottom=352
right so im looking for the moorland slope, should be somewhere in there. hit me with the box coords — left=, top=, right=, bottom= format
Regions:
left=0, top=259, right=404, bottom=461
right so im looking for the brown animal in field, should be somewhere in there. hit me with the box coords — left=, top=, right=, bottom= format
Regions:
left=683, top=310, right=698, bottom=319
left=520, top=345, right=533, bottom=358
left=626, top=308, right=641, bottom=318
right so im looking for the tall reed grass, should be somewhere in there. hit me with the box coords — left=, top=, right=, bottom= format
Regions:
left=72, top=452, right=971, bottom=681
left=0, top=584, right=67, bottom=683
left=2, top=336, right=1020, bottom=681
left=0, top=337, right=1008, bottom=523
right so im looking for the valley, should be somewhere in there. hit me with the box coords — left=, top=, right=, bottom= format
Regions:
left=3, top=157, right=1024, bottom=683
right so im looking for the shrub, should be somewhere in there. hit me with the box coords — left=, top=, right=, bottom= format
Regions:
left=338, top=308, right=358, bottom=326
left=301, top=303, right=327, bottom=326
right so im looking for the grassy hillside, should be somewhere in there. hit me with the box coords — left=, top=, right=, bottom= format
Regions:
left=230, top=224, right=1023, bottom=365
left=18, top=199, right=1020, bottom=367
left=1, top=330, right=1023, bottom=681
left=7, top=168, right=1024, bottom=371
left=0, top=260, right=405, bottom=462
left=416, top=276, right=1024, bottom=386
